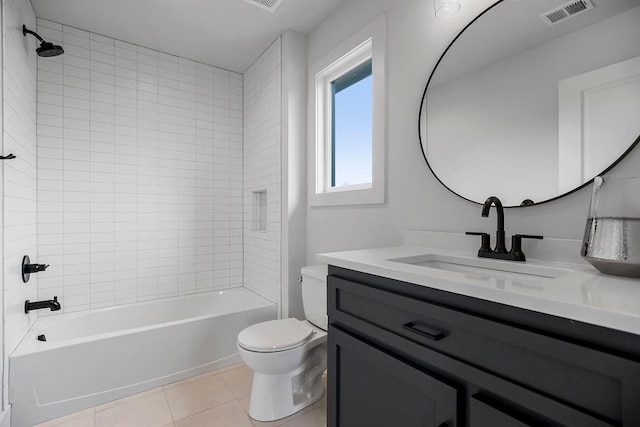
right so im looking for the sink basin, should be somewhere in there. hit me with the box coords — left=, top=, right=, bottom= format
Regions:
left=388, top=254, right=571, bottom=282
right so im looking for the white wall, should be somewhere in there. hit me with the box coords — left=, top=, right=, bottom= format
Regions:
left=3, top=0, right=37, bottom=409
left=243, top=37, right=282, bottom=308
left=35, top=19, right=244, bottom=313
left=306, top=0, right=640, bottom=263
left=281, top=30, right=307, bottom=320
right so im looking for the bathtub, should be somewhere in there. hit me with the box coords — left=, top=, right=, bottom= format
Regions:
left=9, top=288, right=276, bottom=426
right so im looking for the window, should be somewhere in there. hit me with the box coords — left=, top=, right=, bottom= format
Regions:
left=332, top=59, right=373, bottom=188
left=309, top=15, right=386, bottom=206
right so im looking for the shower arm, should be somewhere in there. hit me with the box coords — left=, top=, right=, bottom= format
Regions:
left=23, top=25, right=45, bottom=42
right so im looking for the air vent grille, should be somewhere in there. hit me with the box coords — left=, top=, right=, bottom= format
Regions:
left=540, top=0, right=594, bottom=26
left=566, top=1, right=588, bottom=14
left=547, top=9, right=569, bottom=23
left=240, top=0, right=285, bottom=12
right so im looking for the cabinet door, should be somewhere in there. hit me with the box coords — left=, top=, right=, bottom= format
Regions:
left=470, top=395, right=535, bottom=427
left=328, top=326, right=458, bottom=427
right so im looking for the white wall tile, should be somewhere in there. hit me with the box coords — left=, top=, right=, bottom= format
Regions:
left=37, top=19, right=244, bottom=314
left=243, top=38, right=282, bottom=303
left=4, top=0, right=38, bottom=407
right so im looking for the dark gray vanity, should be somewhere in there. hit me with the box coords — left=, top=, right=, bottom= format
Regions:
left=327, top=265, right=640, bottom=427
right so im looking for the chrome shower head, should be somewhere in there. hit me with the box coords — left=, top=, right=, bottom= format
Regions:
left=23, top=25, right=64, bottom=57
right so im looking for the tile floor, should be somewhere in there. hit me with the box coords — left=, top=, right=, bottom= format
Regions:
left=35, top=364, right=327, bottom=427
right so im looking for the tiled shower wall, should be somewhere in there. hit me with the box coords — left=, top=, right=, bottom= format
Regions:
left=243, top=37, right=282, bottom=303
left=35, top=19, right=244, bottom=313
left=3, top=0, right=37, bottom=370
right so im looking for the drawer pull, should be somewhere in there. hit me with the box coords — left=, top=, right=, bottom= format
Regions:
left=402, top=322, right=447, bottom=341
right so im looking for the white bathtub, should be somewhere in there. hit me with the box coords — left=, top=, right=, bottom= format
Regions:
left=9, top=288, right=276, bottom=426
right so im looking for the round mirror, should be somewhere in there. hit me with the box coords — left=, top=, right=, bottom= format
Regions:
left=419, top=0, right=640, bottom=207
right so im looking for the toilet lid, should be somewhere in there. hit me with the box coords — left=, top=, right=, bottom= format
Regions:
left=238, top=318, right=315, bottom=352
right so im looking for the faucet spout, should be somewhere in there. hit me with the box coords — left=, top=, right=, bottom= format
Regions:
left=25, top=296, right=61, bottom=313
left=482, top=196, right=507, bottom=253
left=468, top=196, right=543, bottom=262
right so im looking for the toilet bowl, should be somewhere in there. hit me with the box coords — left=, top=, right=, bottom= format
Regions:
left=237, top=265, right=328, bottom=422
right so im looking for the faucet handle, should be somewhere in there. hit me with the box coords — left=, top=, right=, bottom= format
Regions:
left=513, top=234, right=543, bottom=240
left=510, top=234, right=544, bottom=262
left=466, top=232, right=492, bottom=253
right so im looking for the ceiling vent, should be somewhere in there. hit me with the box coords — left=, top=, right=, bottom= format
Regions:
left=239, top=0, right=285, bottom=12
left=540, top=0, right=594, bottom=25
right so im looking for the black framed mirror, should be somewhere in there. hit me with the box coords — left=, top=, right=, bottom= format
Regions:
left=419, top=0, right=640, bottom=207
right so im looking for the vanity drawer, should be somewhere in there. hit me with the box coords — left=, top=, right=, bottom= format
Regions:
left=468, top=393, right=614, bottom=427
left=328, top=275, right=640, bottom=425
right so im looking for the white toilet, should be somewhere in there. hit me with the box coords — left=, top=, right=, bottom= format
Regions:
left=237, top=265, right=328, bottom=422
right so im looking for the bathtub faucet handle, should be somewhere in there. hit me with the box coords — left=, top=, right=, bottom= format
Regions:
left=22, top=255, right=50, bottom=283
left=30, top=264, right=49, bottom=273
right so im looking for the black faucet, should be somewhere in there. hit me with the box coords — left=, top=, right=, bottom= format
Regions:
left=25, top=296, right=61, bottom=313
left=467, top=196, right=543, bottom=262
left=482, top=196, right=507, bottom=254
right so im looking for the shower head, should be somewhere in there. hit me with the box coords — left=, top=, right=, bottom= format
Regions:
left=23, top=25, right=64, bottom=57
left=36, top=41, right=65, bottom=57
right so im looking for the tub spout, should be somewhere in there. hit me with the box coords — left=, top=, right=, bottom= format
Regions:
left=25, top=296, right=61, bottom=313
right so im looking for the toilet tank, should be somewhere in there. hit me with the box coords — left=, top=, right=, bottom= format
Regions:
left=300, top=265, right=328, bottom=330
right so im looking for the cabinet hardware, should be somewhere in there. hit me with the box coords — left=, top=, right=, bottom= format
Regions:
left=402, top=321, right=447, bottom=341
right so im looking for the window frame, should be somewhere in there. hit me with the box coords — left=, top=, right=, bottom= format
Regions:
left=309, top=14, right=386, bottom=207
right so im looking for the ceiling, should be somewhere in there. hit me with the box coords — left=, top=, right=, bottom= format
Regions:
left=31, top=0, right=349, bottom=73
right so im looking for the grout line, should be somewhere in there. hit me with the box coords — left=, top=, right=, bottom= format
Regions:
left=162, top=388, right=175, bottom=423
left=169, top=394, right=238, bottom=423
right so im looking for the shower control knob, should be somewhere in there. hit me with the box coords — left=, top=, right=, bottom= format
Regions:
left=22, top=255, right=50, bottom=283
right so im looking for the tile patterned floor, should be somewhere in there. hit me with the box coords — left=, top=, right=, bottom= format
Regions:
left=35, top=364, right=327, bottom=427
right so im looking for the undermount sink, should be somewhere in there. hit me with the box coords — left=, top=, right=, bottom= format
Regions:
left=387, top=253, right=571, bottom=282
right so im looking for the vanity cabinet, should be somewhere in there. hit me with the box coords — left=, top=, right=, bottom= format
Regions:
left=327, top=266, right=640, bottom=427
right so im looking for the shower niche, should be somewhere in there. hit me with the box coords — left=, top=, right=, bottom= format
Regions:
left=252, top=190, right=267, bottom=231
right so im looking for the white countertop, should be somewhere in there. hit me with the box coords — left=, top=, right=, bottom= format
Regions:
left=318, top=246, right=640, bottom=336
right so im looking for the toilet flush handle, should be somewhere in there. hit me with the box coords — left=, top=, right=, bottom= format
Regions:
left=298, top=276, right=303, bottom=284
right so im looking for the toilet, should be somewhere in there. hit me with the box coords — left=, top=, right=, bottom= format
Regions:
left=237, top=265, right=328, bottom=422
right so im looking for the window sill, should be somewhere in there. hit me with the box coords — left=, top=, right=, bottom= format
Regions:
left=309, top=185, right=384, bottom=207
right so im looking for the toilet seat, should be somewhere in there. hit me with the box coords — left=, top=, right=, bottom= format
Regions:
left=238, top=318, right=315, bottom=353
